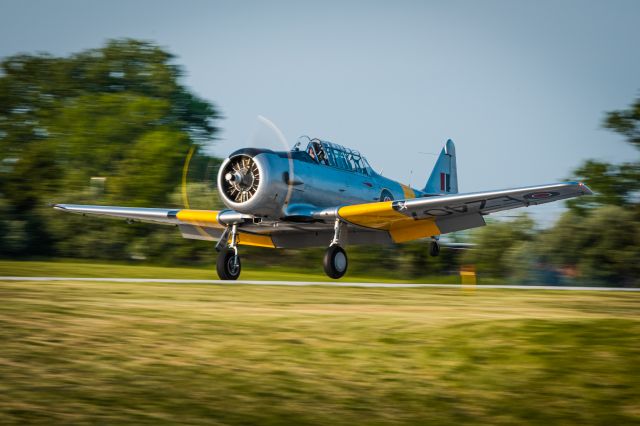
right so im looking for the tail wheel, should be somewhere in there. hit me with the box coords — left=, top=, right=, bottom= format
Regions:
left=217, top=249, right=241, bottom=280
left=429, top=241, right=440, bottom=257
left=323, top=245, right=348, bottom=279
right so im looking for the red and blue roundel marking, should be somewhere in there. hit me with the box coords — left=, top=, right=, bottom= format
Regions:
left=524, top=191, right=560, bottom=200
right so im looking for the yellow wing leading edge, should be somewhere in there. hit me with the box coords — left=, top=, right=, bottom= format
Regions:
left=337, top=201, right=440, bottom=243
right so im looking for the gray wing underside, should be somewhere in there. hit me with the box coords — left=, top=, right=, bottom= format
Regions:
left=52, top=204, right=227, bottom=241
left=52, top=204, right=183, bottom=224
left=393, top=182, right=593, bottom=218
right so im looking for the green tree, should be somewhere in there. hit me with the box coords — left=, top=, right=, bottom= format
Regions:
left=567, top=160, right=639, bottom=213
left=603, top=95, right=640, bottom=149
left=462, top=214, right=536, bottom=279
left=568, top=96, right=640, bottom=214
left=0, top=39, right=221, bottom=258
left=537, top=206, right=640, bottom=286
left=542, top=94, right=640, bottom=285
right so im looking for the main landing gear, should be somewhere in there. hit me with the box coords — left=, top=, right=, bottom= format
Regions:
left=215, top=221, right=436, bottom=281
left=216, top=224, right=241, bottom=280
left=324, top=245, right=348, bottom=279
left=323, top=219, right=348, bottom=279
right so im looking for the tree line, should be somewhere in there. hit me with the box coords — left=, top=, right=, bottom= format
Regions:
left=0, top=39, right=222, bottom=263
left=462, top=96, right=640, bottom=286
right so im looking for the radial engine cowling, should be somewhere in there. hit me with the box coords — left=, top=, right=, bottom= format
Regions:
left=217, top=152, right=287, bottom=217
left=220, top=155, right=260, bottom=203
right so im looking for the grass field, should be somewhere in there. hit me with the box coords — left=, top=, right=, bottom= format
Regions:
left=0, top=259, right=461, bottom=283
left=1, top=272, right=639, bottom=425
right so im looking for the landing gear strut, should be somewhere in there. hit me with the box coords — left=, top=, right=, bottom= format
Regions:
left=217, top=224, right=241, bottom=280
left=324, top=219, right=348, bottom=279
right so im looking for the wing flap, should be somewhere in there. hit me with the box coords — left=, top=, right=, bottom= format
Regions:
left=179, top=224, right=224, bottom=241
left=389, top=218, right=440, bottom=243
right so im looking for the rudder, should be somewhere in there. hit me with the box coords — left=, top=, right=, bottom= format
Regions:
left=423, top=139, right=458, bottom=195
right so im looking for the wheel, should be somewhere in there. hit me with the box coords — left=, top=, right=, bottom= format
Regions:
left=323, top=245, right=348, bottom=279
left=429, top=241, right=440, bottom=257
left=217, top=249, right=241, bottom=280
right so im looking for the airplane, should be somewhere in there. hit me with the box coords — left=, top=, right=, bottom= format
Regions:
left=53, top=137, right=593, bottom=280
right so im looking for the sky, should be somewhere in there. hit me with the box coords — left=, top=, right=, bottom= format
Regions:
left=1, top=0, right=638, bottom=224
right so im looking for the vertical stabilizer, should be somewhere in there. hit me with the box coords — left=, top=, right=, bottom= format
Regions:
left=423, top=139, right=458, bottom=195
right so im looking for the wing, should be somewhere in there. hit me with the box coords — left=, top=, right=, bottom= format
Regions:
left=52, top=204, right=274, bottom=248
left=314, top=182, right=592, bottom=243
left=54, top=182, right=592, bottom=248
left=53, top=204, right=224, bottom=226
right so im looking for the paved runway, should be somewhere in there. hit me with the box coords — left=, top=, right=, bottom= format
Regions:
left=1, top=276, right=639, bottom=291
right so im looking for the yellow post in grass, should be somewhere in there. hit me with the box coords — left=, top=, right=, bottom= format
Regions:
left=460, top=265, right=477, bottom=289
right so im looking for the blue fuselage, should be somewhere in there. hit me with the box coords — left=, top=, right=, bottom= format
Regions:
left=217, top=147, right=425, bottom=219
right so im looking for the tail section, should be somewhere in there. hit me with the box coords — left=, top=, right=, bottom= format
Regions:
left=423, top=139, right=458, bottom=195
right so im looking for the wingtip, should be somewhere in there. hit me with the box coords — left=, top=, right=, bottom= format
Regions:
left=578, top=182, right=594, bottom=195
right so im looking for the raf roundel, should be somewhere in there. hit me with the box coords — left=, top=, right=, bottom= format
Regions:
left=523, top=191, right=560, bottom=200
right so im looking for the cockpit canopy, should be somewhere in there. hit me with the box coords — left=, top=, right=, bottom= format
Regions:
left=296, top=136, right=372, bottom=176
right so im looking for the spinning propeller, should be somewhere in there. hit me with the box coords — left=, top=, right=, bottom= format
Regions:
left=181, top=115, right=297, bottom=212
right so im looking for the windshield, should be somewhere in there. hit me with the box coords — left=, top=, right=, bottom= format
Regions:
left=300, top=137, right=371, bottom=175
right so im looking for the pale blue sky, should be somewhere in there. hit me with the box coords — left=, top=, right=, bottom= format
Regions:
left=1, top=0, right=638, bottom=223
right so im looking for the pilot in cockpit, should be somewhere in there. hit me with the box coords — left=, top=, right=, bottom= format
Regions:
left=307, top=145, right=316, bottom=161
left=309, top=141, right=328, bottom=165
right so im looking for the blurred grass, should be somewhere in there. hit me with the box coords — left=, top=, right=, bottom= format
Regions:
left=0, top=276, right=639, bottom=425
left=0, top=259, right=461, bottom=283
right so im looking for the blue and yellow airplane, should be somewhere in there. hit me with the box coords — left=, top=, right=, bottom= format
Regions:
left=54, top=138, right=592, bottom=280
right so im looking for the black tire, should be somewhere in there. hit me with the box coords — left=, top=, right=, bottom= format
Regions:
left=217, top=249, right=241, bottom=280
left=323, top=245, right=348, bottom=279
left=429, top=241, right=440, bottom=257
